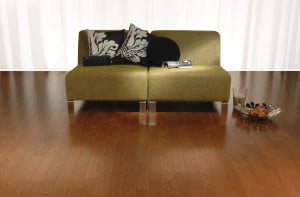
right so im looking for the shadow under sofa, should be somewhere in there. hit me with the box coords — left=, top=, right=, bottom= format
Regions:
left=65, top=30, right=231, bottom=110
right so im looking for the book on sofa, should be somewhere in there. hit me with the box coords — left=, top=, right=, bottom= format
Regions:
left=162, top=60, right=193, bottom=69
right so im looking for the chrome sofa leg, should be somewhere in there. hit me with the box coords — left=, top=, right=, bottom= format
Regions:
left=148, top=101, right=156, bottom=112
left=139, top=101, right=147, bottom=112
left=139, top=100, right=157, bottom=126
left=214, top=101, right=229, bottom=115
left=148, top=101, right=156, bottom=126
left=220, top=101, right=228, bottom=115
left=139, top=101, right=147, bottom=125
left=67, top=100, right=75, bottom=114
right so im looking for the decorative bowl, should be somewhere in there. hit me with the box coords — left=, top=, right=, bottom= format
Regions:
left=235, top=102, right=281, bottom=120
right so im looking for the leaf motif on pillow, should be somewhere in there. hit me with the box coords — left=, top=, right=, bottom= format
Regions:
left=117, top=24, right=150, bottom=64
left=119, top=39, right=148, bottom=63
left=98, top=40, right=119, bottom=57
left=93, top=32, right=106, bottom=44
left=87, top=30, right=120, bottom=58
left=134, top=39, right=148, bottom=52
left=135, top=29, right=148, bottom=39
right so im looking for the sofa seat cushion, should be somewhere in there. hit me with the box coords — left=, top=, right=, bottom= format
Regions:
left=148, top=65, right=231, bottom=101
left=65, top=64, right=148, bottom=101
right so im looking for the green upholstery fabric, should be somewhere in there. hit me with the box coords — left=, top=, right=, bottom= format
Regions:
left=65, top=64, right=148, bottom=101
left=66, top=29, right=231, bottom=102
left=149, top=65, right=231, bottom=101
left=149, top=31, right=230, bottom=102
left=78, top=30, right=89, bottom=65
left=151, top=30, right=220, bottom=65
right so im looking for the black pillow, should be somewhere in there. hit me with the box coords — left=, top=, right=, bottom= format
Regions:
left=87, top=30, right=125, bottom=58
left=117, top=23, right=153, bottom=66
left=147, top=36, right=180, bottom=66
left=83, top=55, right=134, bottom=66
left=83, top=56, right=112, bottom=66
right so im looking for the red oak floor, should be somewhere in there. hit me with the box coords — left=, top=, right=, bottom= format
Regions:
left=0, top=71, right=299, bottom=197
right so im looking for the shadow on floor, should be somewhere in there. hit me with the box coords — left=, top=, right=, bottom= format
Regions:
left=76, top=101, right=218, bottom=113
left=156, top=101, right=218, bottom=112
left=77, top=101, right=139, bottom=112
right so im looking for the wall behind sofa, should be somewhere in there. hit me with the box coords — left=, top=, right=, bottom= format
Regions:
left=0, top=0, right=299, bottom=71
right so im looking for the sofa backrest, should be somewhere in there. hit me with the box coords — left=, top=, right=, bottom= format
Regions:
left=151, top=30, right=220, bottom=66
left=78, top=30, right=89, bottom=65
left=78, top=30, right=220, bottom=66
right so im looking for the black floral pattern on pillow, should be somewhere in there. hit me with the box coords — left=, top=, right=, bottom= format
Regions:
left=87, top=30, right=125, bottom=58
left=117, top=24, right=152, bottom=66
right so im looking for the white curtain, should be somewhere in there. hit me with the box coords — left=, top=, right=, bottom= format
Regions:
left=0, top=0, right=299, bottom=71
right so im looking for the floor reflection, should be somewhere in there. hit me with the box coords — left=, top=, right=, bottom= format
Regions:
left=232, top=109, right=279, bottom=132
left=68, top=101, right=221, bottom=126
left=229, top=71, right=299, bottom=132
left=67, top=102, right=227, bottom=151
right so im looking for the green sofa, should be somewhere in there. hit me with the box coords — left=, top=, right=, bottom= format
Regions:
left=65, top=30, right=231, bottom=106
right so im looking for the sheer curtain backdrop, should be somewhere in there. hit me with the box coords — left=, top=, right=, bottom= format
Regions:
left=0, top=0, right=299, bottom=71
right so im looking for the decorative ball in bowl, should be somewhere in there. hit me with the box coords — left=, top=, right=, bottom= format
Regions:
left=238, top=102, right=281, bottom=120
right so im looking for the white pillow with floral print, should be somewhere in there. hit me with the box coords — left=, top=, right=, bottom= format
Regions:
left=117, top=24, right=152, bottom=66
left=87, top=30, right=124, bottom=58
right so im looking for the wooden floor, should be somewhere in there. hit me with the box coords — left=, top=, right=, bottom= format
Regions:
left=0, top=71, right=299, bottom=197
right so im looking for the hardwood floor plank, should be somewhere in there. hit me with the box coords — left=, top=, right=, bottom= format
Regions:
left=0, top=71, right=299, bottom=197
